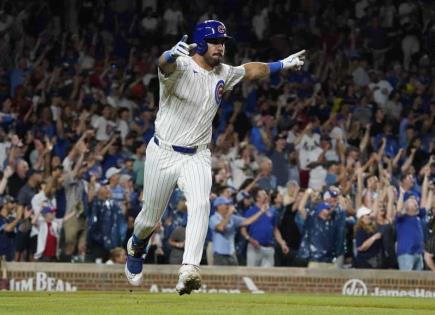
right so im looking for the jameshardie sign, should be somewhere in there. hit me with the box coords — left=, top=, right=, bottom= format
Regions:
left=342, top=279, right=435, bottom=298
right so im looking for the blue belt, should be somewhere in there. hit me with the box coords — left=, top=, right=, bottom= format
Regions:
left=154, top=137, right=197, bottom=154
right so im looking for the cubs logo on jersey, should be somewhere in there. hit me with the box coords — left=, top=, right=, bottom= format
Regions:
left=214, top=80, right=225, bottom=105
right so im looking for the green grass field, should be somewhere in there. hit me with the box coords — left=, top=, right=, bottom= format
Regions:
left=1, top=292, right=435, bottom=315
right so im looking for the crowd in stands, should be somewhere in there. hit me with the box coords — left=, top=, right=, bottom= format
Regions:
left=0, top=0, right=434, bottom=271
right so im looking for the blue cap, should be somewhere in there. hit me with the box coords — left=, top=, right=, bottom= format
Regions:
left=41, top=207, right=53, bottom=215
left=314, top=202, right=331, bottom=214
left=403, top=191, right=418, bottom=202
left=323, top=190, right=338, bottom=200
left=193, top=20, right=231, bottom=55
left=236, top=191, right=251, bottom=203
left=214, top=197, right=232, bottom=207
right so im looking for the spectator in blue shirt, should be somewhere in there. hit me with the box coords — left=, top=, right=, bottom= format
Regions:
left=0, top=196, right=22, bottom=261
left=394, top=171, right=431, bottom=271
left=241, top=188, right=289, bottom=267
left=209, top=196, right=267, bottom=265
left=298, top=189, right=347, bottom=264
left=86, top=186, right=127, bottom=263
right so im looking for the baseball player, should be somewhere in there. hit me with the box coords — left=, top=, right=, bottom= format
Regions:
left=125, top=20, right=305, bottom=295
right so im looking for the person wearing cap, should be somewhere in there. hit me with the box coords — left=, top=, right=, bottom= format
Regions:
left=30, top=176, right=58, bottom=260
left=34, top=204, right=77, bottom=262
left=298, top=189, right=346, bottom=265
left=86, top=185, right=127, bottom=263
left=241, top=188, right=289, bottom=267
left=0, top=196, right=22, bottom=261
left=354, top=206, right=383, bottom=268
left=209, top=196, right=268, bottom=265
left=394, top=169, right=431, bottom=271
left=105, top=167, right=126, bottom=210
left=235, top=190, right=253, bottom=214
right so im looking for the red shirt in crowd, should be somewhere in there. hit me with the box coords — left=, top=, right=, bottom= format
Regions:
left=43, top=222, right=57, bottom=257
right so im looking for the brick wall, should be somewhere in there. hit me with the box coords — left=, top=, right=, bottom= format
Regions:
left=3, top=262, right=435, bottom=297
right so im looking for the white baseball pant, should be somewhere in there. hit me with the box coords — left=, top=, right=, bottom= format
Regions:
left=133, top=138, right=212, bottom=266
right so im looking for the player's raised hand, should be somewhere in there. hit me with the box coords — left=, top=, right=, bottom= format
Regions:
left=169, top=35, right=197, bottom=59
left=281, top=50, right=306, bottom=71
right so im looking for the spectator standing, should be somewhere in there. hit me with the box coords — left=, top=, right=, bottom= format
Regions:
left=354, top=207, right=384, bottom=268
left=209, top=196, right=267, bottom=265
left=394, top=171, right=431, bottom=270
left=241, top=189, right=288, bottom=267
left=0, top=196, right=22, bottom=261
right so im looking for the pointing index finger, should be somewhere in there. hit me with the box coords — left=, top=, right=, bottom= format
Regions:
left=180, top=35, right=188, bottom=43
left=294, top=49, right=306, bottom=57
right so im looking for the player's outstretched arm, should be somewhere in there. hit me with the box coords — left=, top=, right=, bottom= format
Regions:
left=158, top=35, right=197, bottom=75
left=242, top=50, right=306, bottom=81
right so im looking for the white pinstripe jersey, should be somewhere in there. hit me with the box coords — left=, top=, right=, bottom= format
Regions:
left=156, top=56, right=245, bottom=147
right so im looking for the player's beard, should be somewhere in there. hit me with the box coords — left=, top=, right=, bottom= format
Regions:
left=204, top=53, right=223, bottom=67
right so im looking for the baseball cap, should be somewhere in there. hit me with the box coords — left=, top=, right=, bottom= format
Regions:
left=214, top=197, right=232, bottom=207
left=41, top=207, right=53, bottom=216
left=120, top=174, right=132, bottom=183
left=236, top=191, right=251, bottom=203
left=323, top=189, right=338, bottom=200
left=105, top=167, right=121, bottom=179
left=403, top=191, right=418, bottom=202
left=314, top=202, right=331, bottom=214
left=356, top=206, right=373, bottom=219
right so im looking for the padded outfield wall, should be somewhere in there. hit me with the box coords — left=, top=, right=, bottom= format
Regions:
left=2, top=263, right=435, bottom=298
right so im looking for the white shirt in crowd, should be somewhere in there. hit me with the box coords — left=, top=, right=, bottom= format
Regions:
left=352, top=66, right=370, bottom=87
left=163, top=8, right=183, bottom=36
left=141, top=16, right=158, bottom=32
left=231, top=158, right=259, bottom=189
left=30, top=191, right=57, bottom=237
left=91, top=115, right=117, bottom=142
left=309, top=165, right=327, bottom=191
left=117, top=119, right=130, bottom=142
left=296, top=134, right=321, bottom=170
left=252, top=8, right=268, bottom=40
left=369, top=80, right=393, bottom=106
left=0, top=141, right=10, bottom=170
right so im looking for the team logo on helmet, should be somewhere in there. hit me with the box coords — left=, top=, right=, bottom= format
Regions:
left=217, top=25, right=226, bottom=34
left=214, top=80, right=225, bottom=105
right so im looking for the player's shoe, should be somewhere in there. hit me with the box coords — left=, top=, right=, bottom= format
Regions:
left=175, top=264, right=201, bottom=295
left=124, top=236, right=148, bottom=286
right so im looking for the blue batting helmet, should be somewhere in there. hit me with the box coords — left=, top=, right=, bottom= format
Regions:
left=193, top=20, right=231, bottom=55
